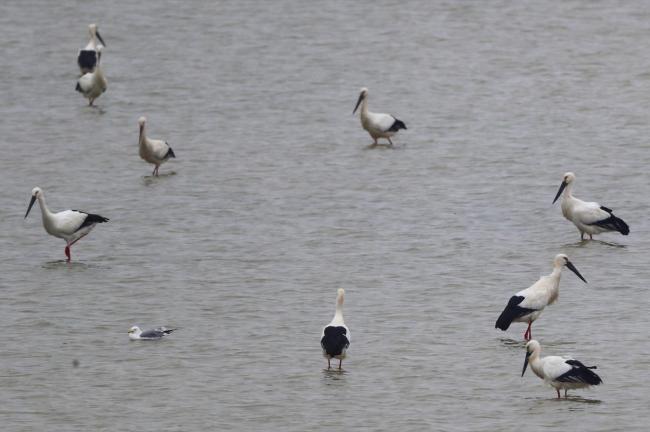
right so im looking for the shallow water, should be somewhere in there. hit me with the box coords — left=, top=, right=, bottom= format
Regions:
left=1, top=1, right=649, bottom=431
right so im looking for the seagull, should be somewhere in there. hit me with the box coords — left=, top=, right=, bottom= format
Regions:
left=24, top=187, right=109, bottom=262
left=522, top=340, right=602, bottom=398
left=553, top=172, right=629, bottom=240
left=352, top=87, right=406, bottom=146
left=138, top=117, right=176, bottom=176
left=320, top=288, right=350, bottom=370
left=76, top=46, right=107, bottom=106
left=78, top=24, right=106, bottom=74
left=495, top=254, right=587, bottom=341
left=128, top=326, right=177, bottom=340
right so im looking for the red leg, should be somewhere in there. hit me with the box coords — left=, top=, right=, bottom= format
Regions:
left=65, top=246, right=71, bottom=262
left=524, top=322, right=532, bottom=341
left=327, top=358, right=331, bottom=370
left=556, top=389, right=561, bottom=399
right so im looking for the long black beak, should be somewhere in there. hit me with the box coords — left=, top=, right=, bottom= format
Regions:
left=521, top=351, right=531, bottom=377
left=25, top=195, right=36, bottom=218
left=96, top=31, right=106, bottom=47
left=552, top=180, right=567, bottom=204
left=566, top=260, right=587, bottom=283
left=352, top=93, right=363, bottom=114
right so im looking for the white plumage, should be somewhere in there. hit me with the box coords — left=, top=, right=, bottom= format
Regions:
left=553, top=172, right=629, bottom=240
left=24, top=187, right=109, bottom=262
left=138, top=116, right=176, bottom=176
left=320, top=288, right=350, bottom=370
left=352, top=87, right=407, bottom=146
left=76, top=46, right=107, bottom=106
left=495, top=254, right=586, bottom=340
left=77, top=24, right=106, bottom=74
left=522, top=340, right=602, bottom=398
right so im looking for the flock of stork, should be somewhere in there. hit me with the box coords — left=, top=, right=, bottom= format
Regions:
left=24, top=24, right=631, bottom=399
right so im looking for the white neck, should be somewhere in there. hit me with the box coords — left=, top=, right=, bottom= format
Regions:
left=360, top=97, right=369, bottom=116
left=331, top=292, right=345, bottom=325
left=139, top=125, right=147, bottom=146
left=528, top=349, right=544, bottom=378
left=550, top=264, right=563, bottom=279
left=562, top=182, right=574, bottom=200
left=37, top=194, right=53, bottom=220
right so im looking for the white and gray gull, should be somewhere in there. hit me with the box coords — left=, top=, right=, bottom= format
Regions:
left=495, top=254, right=586, bottom=341
left=522, top=340, right=602, bottom=399
left=353, top=87, right=406, bottom=146
left=128, top=326, right=177, bottom=340
left=320, top=288, right=350, bottom=370
left=24, top=187, right=108, bottom=262
left=553, top=172, right=629, bottom=240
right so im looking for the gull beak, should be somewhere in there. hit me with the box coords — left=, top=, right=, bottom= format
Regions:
left=25, top=195, right=36, bottom=218
left=566, top=260, right=587, bottom=283
left=96, top=31, right=106, bottom=47
left=521, top=351, right=531, bottom=377
left=552, top=180, right=567, bottom=204
left=353, top=93, right=364, bottom=114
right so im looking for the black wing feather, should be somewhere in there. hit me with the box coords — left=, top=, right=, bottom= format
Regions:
left=72, top=211, right=109, bottom=232
left=588, top=212, right=629, bottom=235
left=556, top=359, right=603, bottom=385
left=77, top=50, right=97, bottom=71
left=388, top=117, right=407, bottom=132
left=495, top=296, right=537, bottom=330
left=321, top=326, right=349, bottom=356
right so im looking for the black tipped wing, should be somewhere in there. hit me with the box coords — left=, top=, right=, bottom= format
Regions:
left=495, top=296, right=537, bottom=331
left=78, top=50, right=97, bottom=71
left=320, top=326, right=350, bottom=356
left=73, top=211, right=109, bottom=232
left=388, top=117, right=407, bottom=132
left=556, top=359, right=603, bottom=385
left=588, top=208, right=629, bottom=235
left=165, top=145, right=176, bottom=159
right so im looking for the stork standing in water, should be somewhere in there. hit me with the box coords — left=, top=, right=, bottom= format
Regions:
left=522, top=340, right=602, bottom=398
left=76, top=46, right=107, bottom=106
left=320, top=288, right=350, bottom=370
left=353, top=87, right=407, bottom=146
left=77, top=24, right=106, bottom=74
left=495, top=254, right=587, bottom=341
left=138, top=117, right=176, bottom=176
left=24, top=187, right=108, bottom=262
left=553, top=172, right=629, bottom=240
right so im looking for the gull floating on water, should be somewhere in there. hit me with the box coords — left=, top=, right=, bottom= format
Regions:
left=321, top=288, right=350, bottom=369
left=24, top=187, right=109, bottom=262
left=128, top=326, right=177, bottom=340
left=553, top=172, right=629, bottom=240
left=76, top=46, right=107, bottom=106
left=353, top=87, right=406, bottom=146
left=522, top=339, right=602, bottom=398
left=138, top=117, right=176, bottom=176
left=495, top=254, right=586, bottom=340
left=77, top=23, right=106, bottom=74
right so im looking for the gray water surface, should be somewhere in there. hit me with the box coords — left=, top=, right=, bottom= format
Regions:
left=1, top=1, right=649, bottom=431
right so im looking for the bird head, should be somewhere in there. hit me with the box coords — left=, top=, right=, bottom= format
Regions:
left=553, top=172, right=576, bottom=204
left=353, top=87, right=369, bottom=114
